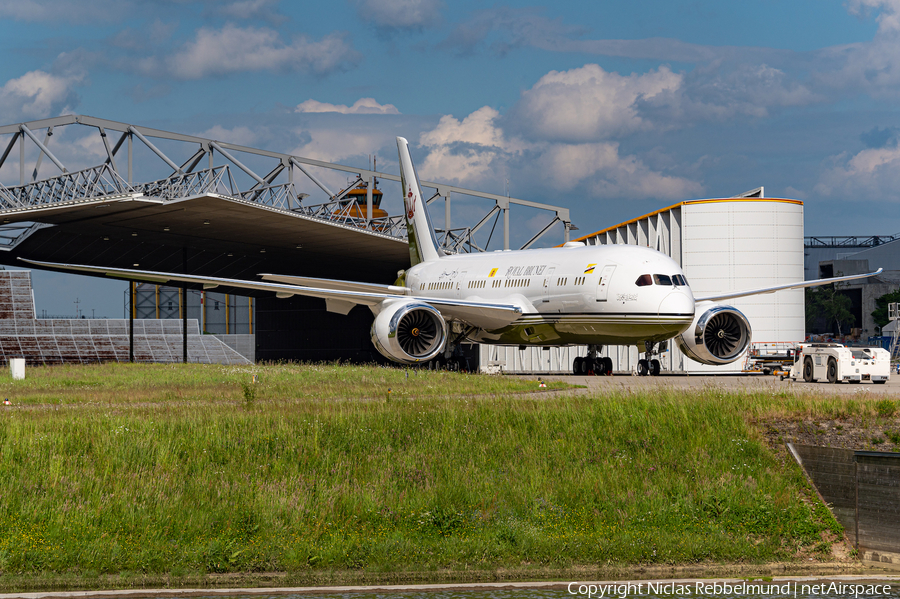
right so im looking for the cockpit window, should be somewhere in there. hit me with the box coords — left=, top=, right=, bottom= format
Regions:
left=635, top=274, right=652, bottom=287
left=672, top=274, right=688, bottom=286
left=653, top=274, right=673, bottom=285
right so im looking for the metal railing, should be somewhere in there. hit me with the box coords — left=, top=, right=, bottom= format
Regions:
left=0, top=164, right=129, bottom=209
left=298, top=197, right=407, bottom=238
left=134, top=166, right=236, bottom=200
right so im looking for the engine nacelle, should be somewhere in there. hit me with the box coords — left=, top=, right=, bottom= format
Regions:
left=370, top=300, right=446, bottom=364
left=675, top=303, right=751, bottom=365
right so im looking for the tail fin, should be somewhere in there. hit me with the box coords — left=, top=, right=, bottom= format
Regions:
left=397, top=136, right=444, bottom=265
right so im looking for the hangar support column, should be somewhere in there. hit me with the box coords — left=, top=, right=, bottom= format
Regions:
left=129, top=281, right=134, bottom=363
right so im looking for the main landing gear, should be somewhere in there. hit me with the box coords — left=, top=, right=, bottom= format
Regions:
left=636, top=341, right=663, bottom=376
left=573, top=344, right=613, bottom=376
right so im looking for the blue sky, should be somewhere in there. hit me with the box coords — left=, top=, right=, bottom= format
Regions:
left=0, top=0, right=899, bottom=316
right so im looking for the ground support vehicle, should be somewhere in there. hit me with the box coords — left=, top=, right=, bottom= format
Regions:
left=788, top=343, right=890, bottom=384
left=745, top=342, right=796, bottom=375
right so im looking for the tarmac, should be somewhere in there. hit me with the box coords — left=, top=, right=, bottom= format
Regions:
left=531, top=372, right=900, bottom=397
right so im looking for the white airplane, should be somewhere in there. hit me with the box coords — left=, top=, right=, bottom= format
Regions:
left=21, top=137, right=880, bottom=375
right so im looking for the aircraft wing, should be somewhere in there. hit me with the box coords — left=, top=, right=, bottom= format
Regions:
left=259, top=273, right=409, bottom=295
left=19, top=259, right=524, bottom=330
left=694, top=269, right=883, bottom=303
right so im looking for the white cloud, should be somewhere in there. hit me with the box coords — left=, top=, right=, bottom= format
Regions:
left=540, top=142, right=702, bottom=199
left=812, top=1, right=900, bottom=97
left=439, top=7, right=584, bottom=56
left=195, top=125, right=263, bottom=146
left=417, top=107, right=524, bottom=183
left=0, top=0, right=129, bottom=22
left=295, top=98, right=400, bottom=114
left=218, top=0, right=286, bottom=24
left=782, top=186, right=809, bottom=201
left=0, top=70, right=80, bottom=121
left=847, top=0, right=900, bottom=34
left=111, top=19, right=177, bottom=50
left=290, top=129, right=390, bottom=164
left=815, top=145, right=900, bottom=200
left=416, top=104, right=701, bottom=200
left=420, top=107, right=509, bottom=149
left=646, top=63, right=820, bottom=122
left=352, top=0, right=442, bottom=30
left=512, top=64, right=682, bottom=142
left=139, top=25, right=360, bottom=79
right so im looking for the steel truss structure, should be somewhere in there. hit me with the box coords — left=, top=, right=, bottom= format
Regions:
left=0, top=115, right=572, bottom=252
left=804, top=235, right=899, bottom=249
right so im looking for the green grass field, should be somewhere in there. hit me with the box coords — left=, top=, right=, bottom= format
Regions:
left=0, top=363, right=883, bottom=589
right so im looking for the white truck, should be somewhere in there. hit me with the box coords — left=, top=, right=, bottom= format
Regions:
left=788, top=343, right=890, bottom=384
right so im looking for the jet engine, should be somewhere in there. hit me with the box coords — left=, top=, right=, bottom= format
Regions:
left=675, top=303, right=751, bottom=365
left=370, top=300, right=446, bottom=364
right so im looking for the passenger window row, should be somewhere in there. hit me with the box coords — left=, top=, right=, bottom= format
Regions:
left=467, top=280, right=486, bottom=289
left=505, top=278, right=531, bottom=288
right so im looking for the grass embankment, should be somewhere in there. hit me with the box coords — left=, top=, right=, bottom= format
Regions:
left=0, top=361, right=565, bottom=405
left=0, top=364, right=887, bottom=589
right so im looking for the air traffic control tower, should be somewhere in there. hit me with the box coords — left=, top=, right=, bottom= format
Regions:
left=0, top=115, right=571, bottom=363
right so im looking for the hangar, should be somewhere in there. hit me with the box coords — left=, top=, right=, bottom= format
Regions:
left=0, top=115, right=570, bottom=363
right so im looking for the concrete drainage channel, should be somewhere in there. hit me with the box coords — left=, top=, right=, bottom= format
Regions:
left=789, top=443, right=900, bottom=565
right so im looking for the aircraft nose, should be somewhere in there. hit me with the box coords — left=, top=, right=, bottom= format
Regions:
left=658, top=291, right=695, bottom=333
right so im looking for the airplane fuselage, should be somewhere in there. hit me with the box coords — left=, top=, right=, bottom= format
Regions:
left=406, top=243, right=695, bottom=346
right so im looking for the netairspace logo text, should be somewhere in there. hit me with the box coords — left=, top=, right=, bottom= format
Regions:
left=567, top=581, right=894, bottom=598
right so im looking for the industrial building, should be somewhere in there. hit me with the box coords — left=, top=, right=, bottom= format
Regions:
left=808, top=239, right=900, bottom=339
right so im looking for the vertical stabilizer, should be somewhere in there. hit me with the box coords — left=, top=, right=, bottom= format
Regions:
left=397, top=137, right=444, bottom=265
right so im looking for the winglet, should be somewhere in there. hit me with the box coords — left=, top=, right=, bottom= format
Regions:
left=397, top=137, right=444, bottom=265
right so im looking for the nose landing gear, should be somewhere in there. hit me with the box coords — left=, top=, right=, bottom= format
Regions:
left=637, top=358, right=661, bottom=376
left=637, top=341, right=664, bottom=376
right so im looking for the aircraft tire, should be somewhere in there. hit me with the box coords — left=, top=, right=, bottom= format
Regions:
left=603, top=357, right=613, bottom=375
left=827, top=358, right=837, bottom=384
left=803, top=358, right=814, bottom=383
left=638, top=359, right=649, bottom=376
left=650, top=359, right=661, bottom=376
left=573, top=357, right=583, bottom=375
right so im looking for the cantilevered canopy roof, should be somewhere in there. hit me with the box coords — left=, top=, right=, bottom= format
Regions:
left=0, top=192, right=410, bottom=292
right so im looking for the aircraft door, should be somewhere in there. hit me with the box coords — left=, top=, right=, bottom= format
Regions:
left=596, top=265, right=616, bottom=302
left=456, top=271, right=468, bottom=299
left=542, top=267, right=556, bottom=302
